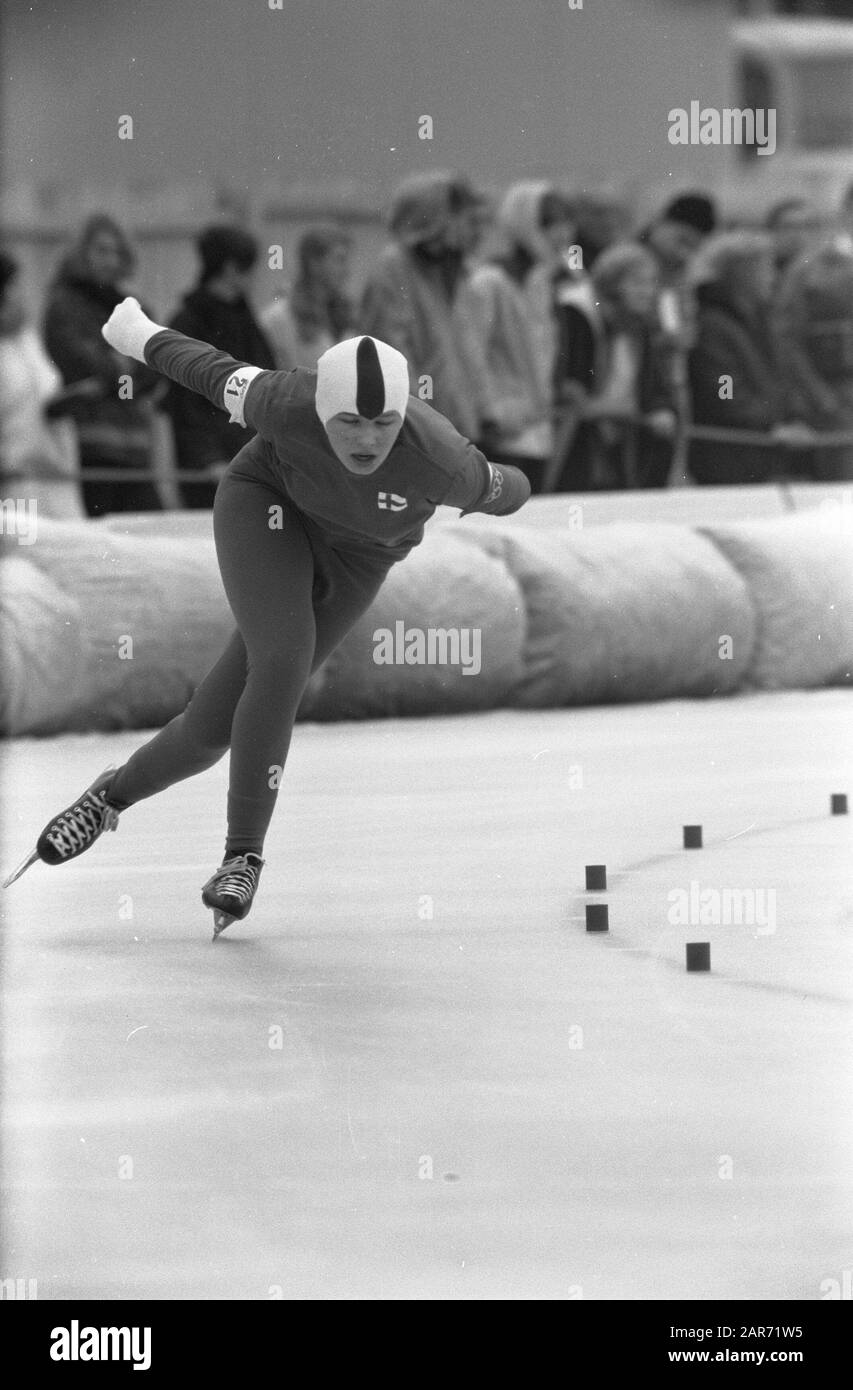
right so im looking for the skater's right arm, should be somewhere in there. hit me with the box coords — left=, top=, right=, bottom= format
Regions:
left=101, top=297, right=294, bottom=436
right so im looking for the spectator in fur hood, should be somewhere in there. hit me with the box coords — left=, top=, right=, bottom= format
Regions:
left=359, top=171, right=506, bottom=444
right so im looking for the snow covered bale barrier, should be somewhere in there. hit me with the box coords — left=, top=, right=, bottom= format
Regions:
left=467, top=523, right=757, bottom=707
left=0, top=552, right=88, bottom=735
left=2, top=503, right=849, bottom=734
left=1, top=518, right=234, bottom=733
left=298, top=529, right=526, bottom=719
left=702, top=509, right=853, bottom=689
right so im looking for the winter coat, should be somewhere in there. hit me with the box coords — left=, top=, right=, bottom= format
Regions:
left=359, top=243, right=500, bottom=442
left=774, top=241, right=853, bottom=480
left=0, top=326, right=84, bottom=519
left=468, top=263, right=554, bottom=458
left=688, top=282, right=802, bottom=485
left=165, top=287, right=276, bottom=473
left=42, top=267, right=159, bottom=471
left=468, top=181, right=559, bottom=459
left=552, top=280, right=674, bottom=489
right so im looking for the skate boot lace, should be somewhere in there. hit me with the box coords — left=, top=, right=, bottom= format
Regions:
left=44, top=792, right=120, bottom=860
left=205, top=855, right=262, bottom=905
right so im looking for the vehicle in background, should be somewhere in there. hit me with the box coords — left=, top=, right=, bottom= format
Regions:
left=722, top=19, right=853, bottom=222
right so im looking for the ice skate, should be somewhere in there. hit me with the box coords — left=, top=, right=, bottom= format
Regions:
left=202, top=853, right=265, bottom=939
left=2, top=767, right=121, bottom=887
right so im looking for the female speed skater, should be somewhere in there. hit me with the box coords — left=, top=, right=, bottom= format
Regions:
left=3, top=297, right=531, bottom=937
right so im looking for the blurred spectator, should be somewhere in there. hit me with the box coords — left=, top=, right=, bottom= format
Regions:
left=469, top=182, right=575, bottom=491
left=552, top=242, right=677, bottom=491
left=260, top=223, right=355, bottom=370
left=639, top=191, right=718, bottom=484
left=775, top=235, right=853, bottom=481
left=166, top=223, right=276, bottom=508
left=639, top=191, right=717, bottom=350
left=573, top=186, right=630, bottom=269
left=687, top=231, right=816, bottom=486
left=42, top=213, right=163, bottom=516
left=359, top=171, right=505, bottom=443
left=641, top=192, right=716, bottom=285
left=550, top=203, right=599, bottom=488
left=0, top=252, right=85, bottom=519
left=764, top=197, right=823, bottom=277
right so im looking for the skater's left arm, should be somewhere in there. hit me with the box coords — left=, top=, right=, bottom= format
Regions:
left=433, top=422, right=531, bottom=517
left=453, top=453, right=531, bottom=516
left=101, top=298, right=284, bottom=428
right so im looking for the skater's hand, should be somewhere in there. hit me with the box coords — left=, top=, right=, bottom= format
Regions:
left=102, top=297, right=165, bottom=363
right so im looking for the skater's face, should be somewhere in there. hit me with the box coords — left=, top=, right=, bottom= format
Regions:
left=324, top=410, right=404, bottom=472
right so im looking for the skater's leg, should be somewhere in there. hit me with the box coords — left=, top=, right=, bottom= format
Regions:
left=108, top=488, right=388, bottom=832
left=213, top=475, right=318, bottom=856
left=214, top=480, right=392, bottom=857
left=105, top=629, right=248, bottom=809
left=309, top=547, right=391, bottom=673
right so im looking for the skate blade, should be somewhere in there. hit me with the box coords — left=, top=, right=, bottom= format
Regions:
left=2, top=846, right=40, bottom=888
left=211, top=911, right=236, bottom=941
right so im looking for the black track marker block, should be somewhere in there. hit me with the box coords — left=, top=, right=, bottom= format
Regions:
left=686, top=942, right=711, bottom=972
left=585, top=903, right=609, bottom=933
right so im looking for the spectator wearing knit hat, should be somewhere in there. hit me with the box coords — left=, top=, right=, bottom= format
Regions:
left=643, top=194, right=716, bottom=271
left=165, top=224, right=276, bottom=508
left=640, top=191, right=717, bottom=352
